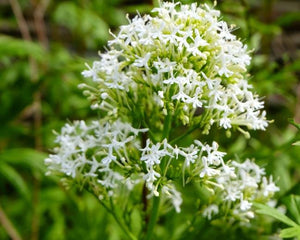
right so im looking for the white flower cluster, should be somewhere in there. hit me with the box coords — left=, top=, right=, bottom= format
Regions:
left=45, top=119, right=147, bottom=195
left=46, top=1, right=278, bottom=222
left=203, top=159, right=280, bottom=220
left=139, top=138, right=279, bottom=216
left=46, top=120, right=278, bottom=217
left=82, top=1, right=267, bottom=132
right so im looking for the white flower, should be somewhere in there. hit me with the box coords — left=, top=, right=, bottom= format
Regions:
left=140, top=139, right=174, bottom=196
left=98, top=166, right=124, bottom=189
left=203, top=204, right=219, bottom=220
left=224, top=183, right=241, bottom=202
left=261, top=176, right=280, bottom=197
left=201, top=141, right=226, bottom=166
left=220, top=117, right=231, bottom=129
left=140, top=139, right=173, bottom=168
left=143, top=168, right=161, bottom=197
left=162, top=184, right=183, bottom=213
left=239, top=194, right=252, bottom=211
left=212, top=158, right=280, bottom=219
left=133, top=52, right=152, bottom=69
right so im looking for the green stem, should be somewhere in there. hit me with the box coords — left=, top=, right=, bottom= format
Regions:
left=145, top=195, right=160, bottom=240
left=96, top=196, right=137, bottom=240
left=108, top=198, right=137, bottom=240
left=170, top=125, right=198, bottom=145
left=162, top=104, right=172, bottom=141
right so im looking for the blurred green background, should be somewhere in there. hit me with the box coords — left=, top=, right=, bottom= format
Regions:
left=0, top=0, right=299, bottom=239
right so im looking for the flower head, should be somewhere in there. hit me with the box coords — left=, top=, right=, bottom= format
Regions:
left=82, top=1, right=267, bottom=133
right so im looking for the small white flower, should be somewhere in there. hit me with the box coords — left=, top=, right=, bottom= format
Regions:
left=240, top=194, right=252, bottom=211
left=220, top=117, right=231, bottom=129
left=203, top=204, right=219, bottom=220
left=133, top=52, right=152, bottom=69
left=162, top=184, right=183, bottom=213
left=179, top=144, right=199, bottom=167
left=261, top=176, right=280, bottom=197
left=224, top=184, right=241, bottom=202
left=140, top=139, right=173, bottom=167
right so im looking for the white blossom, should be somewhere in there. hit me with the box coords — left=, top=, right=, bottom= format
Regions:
left=81, top=1, right=268, bottom=132
left=261, top=176, right=280, bottom=197
left=239, top=194, right=252, bottom=211
left=162, top=184, right=183, bottom=213
left=45, top=119, right=147, bottom=193
left=203, top=204, right=219, bottom=220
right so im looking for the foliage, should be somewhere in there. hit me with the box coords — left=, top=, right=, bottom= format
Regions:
left=0, top=0, right=299, bottom=239
left=255, top=198, right=300, bottom=239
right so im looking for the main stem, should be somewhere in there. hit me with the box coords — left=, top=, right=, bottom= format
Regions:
left=144, top=101, right=173, bottom=239
left=145, top=195, right=160, bottom=240
left=162, top=103, right=172, bottom=141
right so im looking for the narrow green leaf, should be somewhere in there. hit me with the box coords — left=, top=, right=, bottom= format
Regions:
left=292, top=141, right=300, bottom=146
left=124, top=4, right=153, bottom=14
left=0, top=161, right=31, bottom=201
left=0, top=148, right=47, bottom=173
left=254, top=202, right=298, bottom=227
left=276, top=12, right=300, bottom=27
left=283, top=195, right=300, bottom=225
left=279, top=226, right=300, bottom=238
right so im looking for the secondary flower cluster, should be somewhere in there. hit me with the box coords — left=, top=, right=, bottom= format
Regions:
left=46, top=1, right=278, bottom=223
left=45, top=118, right=279, bottom=219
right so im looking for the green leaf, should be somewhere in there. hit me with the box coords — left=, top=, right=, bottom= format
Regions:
left=0, top=148, right=47, bottom=174
left=0, top=161, right=31, bottom=201
left=276, top=12, right=300, bottom=27
left=279, top=226, right=300, bottom=238
left=53, top=2, right=109, bottom=47
left=124, top=4, right=153, bottom=14
left=283, top=195, right=300, bottom=224
left=0, top=35, right=45, bottom=60
left=254, top=202, right=298, bottom=227
left=292, top=141, right=300, bottom=146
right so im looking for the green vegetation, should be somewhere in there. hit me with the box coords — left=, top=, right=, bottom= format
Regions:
left=0, top=0, right=299, bottom=239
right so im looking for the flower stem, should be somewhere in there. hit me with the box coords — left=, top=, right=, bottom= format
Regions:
left=170, top=125, right=198, bottom=145
left=145, top=195, right=160, bottom=240
left=162, top=104, right=172, bottom=140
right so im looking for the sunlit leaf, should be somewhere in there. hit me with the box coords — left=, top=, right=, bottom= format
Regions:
left=283, top=195, right=300, bottom=224
left=279, top=226, right=300, bottom=238
left=292, top=141, right=300, bottom=146
left=254, top=202, right=298, bottom=227
left=0, top=148, right=47, bottom=173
